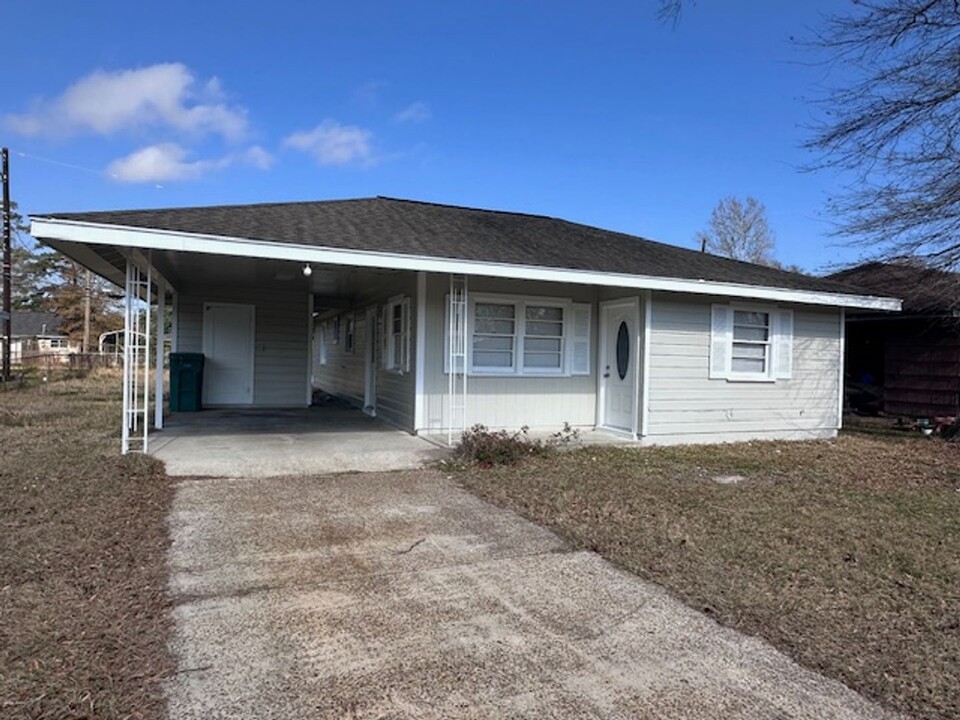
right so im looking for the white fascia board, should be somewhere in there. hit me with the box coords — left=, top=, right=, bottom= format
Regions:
left=30, top=217, right=903, bottom=312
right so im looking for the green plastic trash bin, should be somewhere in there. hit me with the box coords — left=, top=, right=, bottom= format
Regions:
left=169, top=353, right=205, bottom=412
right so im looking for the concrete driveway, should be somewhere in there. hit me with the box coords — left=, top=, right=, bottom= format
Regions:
left=165, top=471, right=900, bottom=719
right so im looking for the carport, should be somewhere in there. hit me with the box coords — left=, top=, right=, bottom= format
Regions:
left=30, top=207, right=436, bottom=455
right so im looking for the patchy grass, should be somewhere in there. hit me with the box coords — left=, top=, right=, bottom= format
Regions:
left=0, top=371, right=174, bottom=720
left=457, top=434, right=960, bottom=720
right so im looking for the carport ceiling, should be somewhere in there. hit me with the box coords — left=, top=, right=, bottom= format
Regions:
left=153, top=249, right=407, bottom=300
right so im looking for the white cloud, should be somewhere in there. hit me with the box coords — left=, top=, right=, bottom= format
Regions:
left=395, top=101, right=431, bottom=123
left=6, top=63, right=248, bottom=141
left=107, top=143, right=218, bottom=182
left=241, top=145, right=274, bottom=170
left=284, top=120, right=375, bottom=166
left=107, top=143, right=272, bottom=183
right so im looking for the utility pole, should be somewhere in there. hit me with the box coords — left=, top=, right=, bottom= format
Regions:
left=2, top=148, right=11, bottom=382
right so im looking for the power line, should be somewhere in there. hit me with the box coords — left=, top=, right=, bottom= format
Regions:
left=12, top=149, right=108, bottom=178
left=12, top=148, right=166, bottom=189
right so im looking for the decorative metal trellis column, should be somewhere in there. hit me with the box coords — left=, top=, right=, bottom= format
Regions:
left=447, top=274, right=468, bottom=445
left=121, top=260, right=152, bottom=454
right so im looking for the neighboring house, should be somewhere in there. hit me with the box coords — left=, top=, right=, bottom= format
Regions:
left=31, top=197, right=899, bottom=450
left=829, top=262, right=960, bottom=419
left=3, top=311, right=80, bottom=364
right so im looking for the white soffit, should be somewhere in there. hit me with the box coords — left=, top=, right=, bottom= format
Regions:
left=30, top=217, right=902, bottom=311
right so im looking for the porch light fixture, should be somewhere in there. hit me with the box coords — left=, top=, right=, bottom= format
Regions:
left=302, top=263, right=313, bottom=277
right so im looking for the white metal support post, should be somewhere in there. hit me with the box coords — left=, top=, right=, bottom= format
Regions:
left=154, top=279, right=166, bottom=430
left=121, top=262, right=131, bottom=454
left=447, top=274, right=468, bottom=445
left=121, top=260, right=152, bottom=454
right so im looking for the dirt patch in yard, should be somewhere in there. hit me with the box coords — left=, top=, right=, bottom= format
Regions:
left=456, top=434, right=960, bottom=720
left=1, top=371, right=174, bottom=719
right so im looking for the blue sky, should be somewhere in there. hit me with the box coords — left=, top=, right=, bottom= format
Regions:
left=3, top=0, right=859, bottom=272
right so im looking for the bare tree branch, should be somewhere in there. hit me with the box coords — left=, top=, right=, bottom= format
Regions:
left=804, top=0, right=960, bottom=271
left=657, top=0, right=688, bottom=26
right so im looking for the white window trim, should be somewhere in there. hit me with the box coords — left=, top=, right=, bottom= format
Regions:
left=467, top=293, right=571, bottom=377
left=711, top=302, right=793, bottom=383
left=386, top=295, right=411, bottom=374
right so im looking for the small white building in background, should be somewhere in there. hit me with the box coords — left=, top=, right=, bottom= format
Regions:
left=30, top=197, right=900, bottom=451
left=3, top=311, right=80, bottom=364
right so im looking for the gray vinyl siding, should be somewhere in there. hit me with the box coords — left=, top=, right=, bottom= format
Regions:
left=313, top=273, right=417, bottom=431
left=644, top=293, right=841, bottom=442
left=421, top=274, right=601, bottom=432
left=176, top=287, right=309, bottom=407
left=314, top=318, right=364, bottom=402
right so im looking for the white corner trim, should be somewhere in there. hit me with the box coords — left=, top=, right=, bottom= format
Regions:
left=837, top=308, right=846, bottom=430
left=414, top=271, right=427, bottom=431
left=640, top=290, right=652, bottom=437
left=30, top=216, right=902, bottom=311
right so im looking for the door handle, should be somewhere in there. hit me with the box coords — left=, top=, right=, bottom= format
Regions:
left=603, top=372, right=610, bottom=378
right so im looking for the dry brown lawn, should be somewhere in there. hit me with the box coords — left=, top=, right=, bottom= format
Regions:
left=0, top=371, right=173, bottom=720
left=457, top=433, right=960, bottom=720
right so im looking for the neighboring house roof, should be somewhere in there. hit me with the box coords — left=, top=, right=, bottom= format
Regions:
left=32, top=197, right=900, bottom=310
left=8, top=311, right=67, bottom=338
left=828, top=262, right=960, bottom=317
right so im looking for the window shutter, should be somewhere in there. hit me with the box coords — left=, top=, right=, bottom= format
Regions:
left=709, top=304, right=732, bottom=379
left=569, top=303, right=591, bottom=375
left=773, top=309, right=794, bottom=380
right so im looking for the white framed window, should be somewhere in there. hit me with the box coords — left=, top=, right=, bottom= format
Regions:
left=344, top=315, right=355, bottom=354
left=710, top=304, right=793, bottom=382
left=523, top=304, right=564, bottom=371
left=447, top=293, right=591, bottom=377
left=385, top=295, right=411, bottom=373
left=731, top=310, right=770, bottom=375
left=472, top=301, right=517, bottom=372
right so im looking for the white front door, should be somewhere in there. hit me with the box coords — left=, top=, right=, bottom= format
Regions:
left=202, top=302, right=255, bottom=405
left=600, top=300, right=639, bottom=432
left=364, top=306, right=377, bottom=414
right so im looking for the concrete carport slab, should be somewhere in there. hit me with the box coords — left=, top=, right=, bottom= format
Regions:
left=150, top=404, right=447, bottom=477
left=165, top=470, right=901, bottom=720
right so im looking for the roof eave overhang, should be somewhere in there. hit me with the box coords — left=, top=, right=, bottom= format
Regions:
left=30, top=216, right=903, bottom=312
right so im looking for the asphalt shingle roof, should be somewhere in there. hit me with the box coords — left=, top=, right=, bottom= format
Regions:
left=828, top=262, right=959, bottom=315
left=9, top=311, right=64, bottom=337
left=42, top=196, right=877, bottom=296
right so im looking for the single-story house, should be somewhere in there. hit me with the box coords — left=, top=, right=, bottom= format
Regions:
left=3, top=310, right=80, bottom=364
left=829, top=262, right=959, bottom=418
left=29, top=197, right=900, bottom=453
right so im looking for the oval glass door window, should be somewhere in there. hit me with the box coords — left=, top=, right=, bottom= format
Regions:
left=616, top=321, right=630, bottom=380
